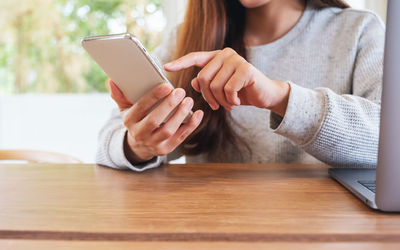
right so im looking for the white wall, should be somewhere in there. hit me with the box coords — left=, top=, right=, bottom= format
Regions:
left=163, top=0, right=187, bottom=33
left=347, top=0, right=387, bottom=21
left=0, top=94, right=186, bottom=164
left=0, top=94, right=116, bottom=162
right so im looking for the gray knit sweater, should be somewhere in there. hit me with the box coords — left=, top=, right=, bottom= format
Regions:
left=96, top=4, right=385, bottom=172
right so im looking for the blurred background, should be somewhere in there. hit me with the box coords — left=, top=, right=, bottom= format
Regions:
left=0, top=0, right=387, bottom=162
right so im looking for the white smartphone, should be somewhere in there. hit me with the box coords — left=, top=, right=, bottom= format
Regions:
left=82, top=33, right=191, bottom=122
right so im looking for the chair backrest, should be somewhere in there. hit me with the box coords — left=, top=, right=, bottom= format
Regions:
left=0, top=150, right=82, bottom=164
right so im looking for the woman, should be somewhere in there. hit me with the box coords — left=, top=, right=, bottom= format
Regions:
left=96, top=0, right=384, bottom=171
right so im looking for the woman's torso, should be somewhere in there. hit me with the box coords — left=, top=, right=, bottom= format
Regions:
left=154, top=4, right=383, bottom=164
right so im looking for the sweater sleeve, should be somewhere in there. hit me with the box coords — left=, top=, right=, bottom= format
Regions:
left=95, top=28, right=182, bottom=171
left=270, top=13, right=384, bottom=168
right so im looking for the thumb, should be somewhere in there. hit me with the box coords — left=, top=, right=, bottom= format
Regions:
left=109, top=80, right=133, bottom=111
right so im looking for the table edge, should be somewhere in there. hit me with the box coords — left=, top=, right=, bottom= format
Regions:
left=1, top=230, right=399, bottom=242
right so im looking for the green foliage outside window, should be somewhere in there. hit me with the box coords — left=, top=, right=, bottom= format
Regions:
left=0, top=0, right=164, bottom=94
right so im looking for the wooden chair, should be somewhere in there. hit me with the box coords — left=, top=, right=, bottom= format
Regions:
left=0, top=150, right=82, bottom=164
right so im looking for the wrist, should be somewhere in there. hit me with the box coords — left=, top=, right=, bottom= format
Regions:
left=124, top=132, right=154, bottom=164
left=268, top=80, right=290, bottom=117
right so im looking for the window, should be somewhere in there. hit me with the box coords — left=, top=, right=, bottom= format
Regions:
left=0, top=0, right=172, bottom=94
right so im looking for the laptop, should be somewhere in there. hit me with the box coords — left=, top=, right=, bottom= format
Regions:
left=329, top=0, right=400, bottom=212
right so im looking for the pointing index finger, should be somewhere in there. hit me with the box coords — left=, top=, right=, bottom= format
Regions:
left=164, top=51, right=219, bottom=71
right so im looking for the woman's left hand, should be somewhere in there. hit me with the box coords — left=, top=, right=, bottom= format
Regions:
left=164, top=48, right=290, bottom=117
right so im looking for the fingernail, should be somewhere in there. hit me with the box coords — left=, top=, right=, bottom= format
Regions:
left=183, top=98, right=193, bottom=108
left=210, top=104, right=219, bottom=110
left=173, top=88, right=185, bottom=99
left=195, top=111, right=204, bottom=121
left=235, top=97, right=241, bottom=106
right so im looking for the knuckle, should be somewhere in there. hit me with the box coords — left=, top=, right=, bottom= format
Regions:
left=160, top=126, right=174, bottom=138
left=222, top=47, right=235, bottom=55
left=146, top=117, right=160, bottom=129
left=224, top=84, right=234, bottom=94
left=239, top=62, right=251, bottom=74
left=209, top=82, right=220, bottom=92
left=231, top=54, right=245, bottom=64
left=197, top=72, right=211, bottom=84
left=131, top=132, right=143, bottom=142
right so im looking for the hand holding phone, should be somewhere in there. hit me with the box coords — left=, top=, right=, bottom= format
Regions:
left=82, top=33, right=202, bottom=162
left=109, top=80, right=203, bottom=162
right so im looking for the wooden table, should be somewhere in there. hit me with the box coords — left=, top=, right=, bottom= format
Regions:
left=0, top=163, right=399, bottom=249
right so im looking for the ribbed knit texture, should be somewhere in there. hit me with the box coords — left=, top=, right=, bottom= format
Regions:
left=96, top=3, right=384, bottom=171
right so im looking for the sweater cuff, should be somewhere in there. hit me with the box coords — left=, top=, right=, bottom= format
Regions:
left=270, top=82, right=326, bottom=146
left=108, top=127, right=163, bottom=172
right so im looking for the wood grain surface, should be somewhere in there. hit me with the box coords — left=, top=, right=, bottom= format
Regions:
left=0, top=163, right=399, bottom=247
left=1, top=240, right=400, bottom=250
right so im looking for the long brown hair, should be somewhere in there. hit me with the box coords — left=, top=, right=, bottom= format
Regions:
left=169, top=0, right=349, bottom=157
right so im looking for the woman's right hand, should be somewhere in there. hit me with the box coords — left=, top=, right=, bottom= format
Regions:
left=109, top=80, right=204, bottom=163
